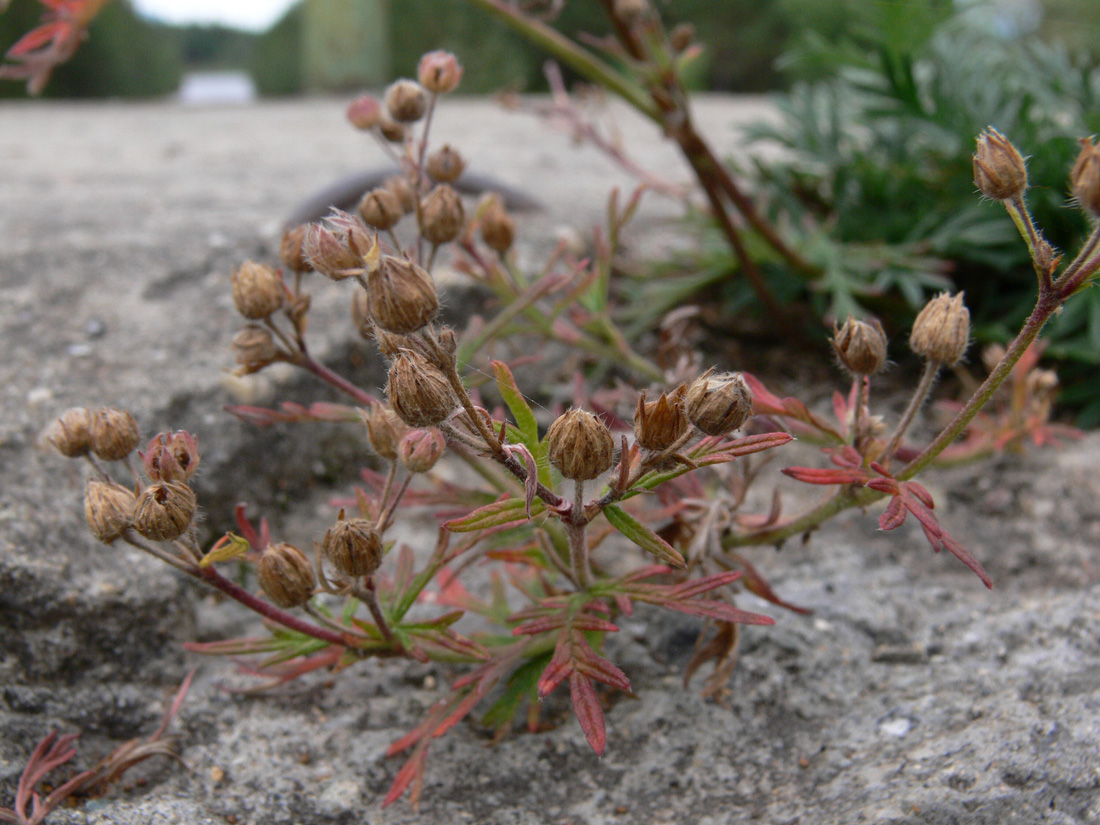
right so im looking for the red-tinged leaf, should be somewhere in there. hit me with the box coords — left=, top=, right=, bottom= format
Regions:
left=432, top=690, right=484, bottom=739
left=662, top=599, right=775, bottom=625
left=573, top=648, right=631, bottom=693
left=904, top=494, right=943, bottom=543
left=445, top=496, right=544, bottom=532
left=504, top=444, right=539, bottom=518
left=537, top=638, right=573, bottom=698
left=866, top=477, right=897, bottom=494
left=783, top=466, right=868, bottom=485
left=383, top=749, right=426, bottom=808
left=832, top=390, right=850, bottom=437
left=941, top=533, right=993, bottom=590
left=614, top=594, right=634, bottom=616
left=742, top=373, right=844, bottom=440
left=879, top=496, right=907, bottom=531
left=569, top=672, right=606, bottom=756
left=735, top=555, right=813, bottom=615
left=603, top=504, right=686, bottom=568
left=7, top=21, right=65, bottom=56
left=568, top=615, right=620, bottom=633
left=620, top=564, right=672, bottom=583
left=512, top=616, right=568, bottom=636
left=703, top=431, right=794, bottom=463
left=905, top=481, right=935, bottom=510
left=668, top=570, right=741, bottom=600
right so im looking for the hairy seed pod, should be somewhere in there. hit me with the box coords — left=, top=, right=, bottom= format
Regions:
left=232, top=325, right=278, bottom=374
left=358, top=187, right=403, bottom=231
left=84, top=480, right=136, bottom=543
left=368, top=255, right=440, bottom=335
left=386, top=352, right=455, bottom=428
left=418, top=50, right=463, bottom=94
left=426, top=144, right=466, bottom=184
left=132, top=480, right=196, bottom=542
left=1071, top=137, right=1100, bottom=218
left=398, top=428, right=446, bottom=473
left=972, top=127, right=1028, bottom=201
left=362, top=404, right=407, bottom=460
left=257, top=542, right=316, bottom=608
left=384, top=175, right=416, bottom=214
left=480, top=198, right=515, bottom=254
left=910, top=292, right=970, bottom=366
left=323, top=518, right=383, bottom=578
left=378, top=115, right=406, bottom=143
left=303, top=223, right=359, bottom=279
left=420, top=184, right=465, bottom=246
left=90, top=407, right=140, bottom=461
left=685, top=370, right=753, bottom=436
left=279, top=225, right=312, bottom=273
left=833, top=317, right=888, bottom=376
left=48, top=407, right=92, bottom=457
left=350, top=284, right=373, bottom=340
left=546, top=409, right=614, bottom=481
left=384, top=79, right=428, bottom=123
left=634, top=386, right=689, bottom=451
left=143, top=430, right=200, bottom=483
left=346, top=94, right=382, bottom=130
left=232, top=260, right=284, bottom=320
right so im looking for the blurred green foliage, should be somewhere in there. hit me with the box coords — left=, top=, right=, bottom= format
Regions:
left=250, top=4, right=302, bottom=96
left=0, top=0, right=181, bottom=98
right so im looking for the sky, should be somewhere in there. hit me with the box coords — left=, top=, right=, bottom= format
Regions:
left=131, top=0, right=299, bottom=31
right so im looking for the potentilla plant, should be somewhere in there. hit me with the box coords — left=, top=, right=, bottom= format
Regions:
left=42, top=53, right=1100, bottom=812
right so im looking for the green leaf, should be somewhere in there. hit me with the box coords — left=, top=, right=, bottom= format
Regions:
left=492, top=360, right=551, bottom=487
left=602, top=504, right=686, bottom=568
left=446, top=497, right=546, bottom=532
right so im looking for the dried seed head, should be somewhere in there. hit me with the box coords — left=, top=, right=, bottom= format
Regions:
left=669, top=22, right=694, bottom=52
left=346, top=93, right=383, bottom=130
left=303, top=223, right=359, bottom=279
left=420, top=184, right=466, bottom=246
left=910, top=292, right=970, bottom=365
left=378, top=115, right=407, bottom=143
left=90, top=408, right=140, bottom=461
left=323, top=518, right=383, bottom=578
left=132, top=480, right=196, bottom=542
left=386, top=352, right=456, bottom=428
left=634, top=386, right=689, bottom=451
left=398, top=428, right=446, bottom=473
left=143, top=430, right=200, bottom=483
left=48, top=407, right=92, bottom=457
left=832, top=317, right=888, bottom=376
left=426, top=144, right=466, bottom=184
left=973, top=127, right=1028, bottom=201
left=367, top=254, right=440, bottom=335
left=280, top=225, right=312, bottom=273
left=350, top=284, right=373, bottom=340
left=480, top=198, right=515, bottom=255
left=84, top=480, right=136, bottom=544
left=358, top=187, right=404, bottom=231
left=685, top=370, right=753, bottom=436
left=418, top=50, right=463, bottom=94
left=1071, top=136, right=1100, bottom=218
left=257, top=542, right=316, bottom=608
left=232, top=260, right=285, bottom=320
left=384, top=175, right=416, bottom=213
left=384, top=79, right=428, bottom=123
left=232, top=325, right=279, bottom=374
left=362, top=404, right=407, bottom=460
left=546, top=409, right=614, bottom=481
left=371, top=323, right=409, bottom=358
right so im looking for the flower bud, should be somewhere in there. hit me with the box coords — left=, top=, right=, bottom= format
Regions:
left=384, top=79, right=428, bottom=123
left=132, top=480, right=196, bottom=541
left=84, top=480, right=136, bottom=544
left=832, top=317, right=888, bottom=376
left=322, top=518, right=383, bottom=578
left=384, top=176, right=416, bottom=213
left=417, top=50, right=463, bottom=94
left=420, top=184, right=465, bottom=245
left=346, top=93, right=382, bottom=130
left=546, top=409, right=614, bottom=481
left=368, top=254, right=440, bottom=335
left=910, top=292, right=970, bottom=366
left=233, top=325, right=279, bottom=374
left=232, top=260, right=284, bottom=320
left=387, top=352, right=456, bottom=428
left=398, top=428, right=446, bottom=473
left=303, top=223, right=359, bottom=279
left=973, top=127, right=1027, bottom=201
left=480, top=198, right=515, bottom=254
left=280, top=225, right=312, bottom=273
left=1071, top=136, right=1100, bottom=218
left=143, top=431, right=200, bottom=483
left=257, top=542, right=315, bottom=608
left=685, top=370, right=753, bottom=436
left=90, top=408, right=140, bottom=461
left=358, top=187, right=403, bottom=231
left=378, top=115, right=407, bottom=143
left=48, top=407, right=92, bottom=457
left=362, top=404, right=407, bottom=460
left=426, top=144, right=466, bottom=184
left=634, top=386, right=689, bottom=451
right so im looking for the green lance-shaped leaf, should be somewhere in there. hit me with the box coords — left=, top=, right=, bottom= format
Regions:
left=446, top=496, right=547, bottom=532
left=492, top=360, right=551, bottom=487
left=603, top=504, right=686, bottom=568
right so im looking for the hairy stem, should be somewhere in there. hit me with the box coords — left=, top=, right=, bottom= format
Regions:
left=567, top=480, right=591, bottom=588
left=881, top=360, right=939, bottom=463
